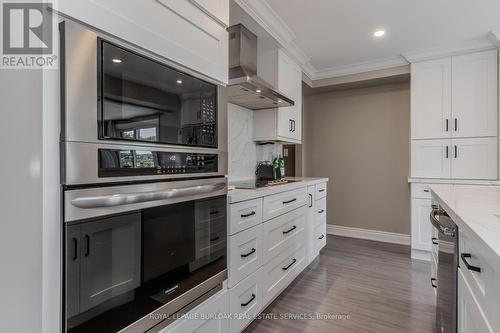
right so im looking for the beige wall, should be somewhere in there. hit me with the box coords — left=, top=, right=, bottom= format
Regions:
left=303, top=83, right=411, bottom=234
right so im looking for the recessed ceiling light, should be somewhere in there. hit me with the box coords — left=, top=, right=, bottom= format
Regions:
left=176, top=79, right=183, bottom=85
left=112, top=58, right=122, bottom=64
left=373, top=30, right=385, bottom=38
left=256, top=89, right=261, bottom=93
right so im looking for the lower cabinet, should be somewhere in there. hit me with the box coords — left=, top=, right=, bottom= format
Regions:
left=159, top=290, right=229, bottom=333
left=229, top=269, right=263, bottom=333
left=228, top=224, right=263, bottom=288
left=411, top=197, right=433, bottom=254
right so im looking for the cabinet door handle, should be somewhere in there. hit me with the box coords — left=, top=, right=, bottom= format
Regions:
left=309, top=194, right=313, bottom=208
left=209, top=210, right=219, bottom=215
left=283, top=198, right=297, bottom=205
left=210, top=236, right=220, bottom=242
left=292, top=120, right=296, bottom=132
left=318, top=234, right=325, bottom=240
left=72, top=238, right=78, bottom=261
left=318, top=209, right=325, bottom=214
left=283, top=225, right=297, bottom=234
left=241, top=293, right=256, bottom=307
left=318, top=189, right=325, bottom=193
left=431, top=278, right=437, bottom=288
left=241, top=211, right=256, bottom=218
left=289, top=119, right=293, bottom=132
left=461, top=253, right=481, bottom=272
left=454, top=145, right=458, bottom=158
left=454, top=118, right=458, bottom=131
left=445, top=119, right=449, bottom=132
left=84, top=235, right=90, bottom=257
left=282, top=258, right=296, bottom=271
left=445, top=146, right=449, bottom=159
left=432, top=237, right=438, bottom=245
left=241, top=248, right=256, bottom=258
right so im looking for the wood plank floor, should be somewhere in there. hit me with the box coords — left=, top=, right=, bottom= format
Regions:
left=244, top=235, right=437, bottom=333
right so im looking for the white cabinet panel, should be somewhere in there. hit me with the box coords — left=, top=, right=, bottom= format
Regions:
left=411, top=198, right=432, bottom=252
left=159, top=290, right=229, bottom=333
left=262, top=187, right=308, bottom=221
left=411, top=139, right=451, bottom=178
left=56, top=0, right=228, bottom=84
left=451, top=137, right=497, bottom=180
left=228, top=224, right=263, bottom=288
left=452, top=50, right=498, bottom=138
left=229, top=269, right=262, bottom=333
left=411, top=58, right=452, bottom=139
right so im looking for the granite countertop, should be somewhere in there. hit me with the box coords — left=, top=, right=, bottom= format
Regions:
left=430, top=184, right=500, bottom=275
left=227, top=177, right=329, bottom=203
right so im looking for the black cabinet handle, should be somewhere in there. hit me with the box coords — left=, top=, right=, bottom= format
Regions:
left=431, top=278, right=437, bottom=288
left=318, top=234, right=325, bottom=240
left=309, top=194, right=313, bottom=208
left=210, top=236, right=220, bottom=242
left=241, top=293, right=256, bottom=307
left=241, top=248, right=256, bottom=258
left=454, top=118, right=458, bottom=131
left=283, top=225, right=297, bottom=234
left=445, top=146, right=449, bottom=159
left=282, top=258, right=296, bottom=271
left=432, top=237, right=438, bottom=245
left=318, top=209, right=325, bottom=214
left=209, top=210, right=219, bottom=215
left=292, top=120, right=296, bottom=132
left=461, top=253, right=481, bottom=272
left=423, top=189, right=430, bottom=193
left=454, top=145, right=458, bottom=158
left=289, top=119, right=293, bottom=132
left=72, top=238, right=78, bottom=261
left=283, top=198, right=297, bottom=205
left=84, top=235, right=90, bottom=257
left=241, top=211, right=256, bottom=218
left=318, top=189, right=325, bottom=192
left=445, top=119, right=449, bottom=132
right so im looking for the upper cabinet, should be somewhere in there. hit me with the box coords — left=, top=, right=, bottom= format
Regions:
left=55, top=0, right=229, bottom=84
left=254, top=49, right=303, bottom=144
left=411, top=50, right=498, bottom=140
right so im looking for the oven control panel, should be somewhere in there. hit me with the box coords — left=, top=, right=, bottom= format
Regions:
left=98, top=149, right=218, bottom=178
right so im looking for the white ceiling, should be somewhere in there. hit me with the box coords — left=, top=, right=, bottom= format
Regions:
left=263, top=0, right=500, bottom=79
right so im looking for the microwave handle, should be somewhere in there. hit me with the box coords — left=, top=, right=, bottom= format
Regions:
left=71, top=183, right=226, bottom=209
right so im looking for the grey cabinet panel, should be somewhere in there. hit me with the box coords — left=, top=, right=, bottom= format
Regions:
left=79, top=213, right=141, bottom=313
left=66, top=225, right=81, bottom=318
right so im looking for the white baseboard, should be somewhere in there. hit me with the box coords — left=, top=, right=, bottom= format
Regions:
left=327, top=224, right=411, bottom=246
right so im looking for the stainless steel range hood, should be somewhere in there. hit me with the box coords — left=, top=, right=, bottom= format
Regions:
left=227, top=24, right=294, bottom=110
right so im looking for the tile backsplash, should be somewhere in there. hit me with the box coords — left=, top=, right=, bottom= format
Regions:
left=227, top=103, right=282, bottom=182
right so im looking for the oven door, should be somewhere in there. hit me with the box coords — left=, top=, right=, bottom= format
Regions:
left=64, top=178, right=227, bottom=333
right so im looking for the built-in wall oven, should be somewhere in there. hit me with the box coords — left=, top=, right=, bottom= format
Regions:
left=60, top=20, right=228, bottom=333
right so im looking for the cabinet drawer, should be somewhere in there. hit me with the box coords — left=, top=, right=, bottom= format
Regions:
left=263, top=206, right=306, bottom=264
left=228, top=224, right=263, bottom=288
left=228, top=198, right=263, bottom=235
left=262, top=244, right=306, bottom=306
left=315, top=182, right=327, bottom=200
left=315, top=197, right=327, bottom=226
left=314, top=223, right=327, bottom=253
left=229, top=268, right=262, bottom=333
left=263, top=187, right=308, bottom=221
left=411, top=183, right=432, bottom=199
left=459, top=230, right=500, bottom=331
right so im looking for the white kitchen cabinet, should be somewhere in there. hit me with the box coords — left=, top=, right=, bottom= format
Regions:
left=452, top=50, right=498, bottom=138
left=229, top=269, right=262, bottom=333
left=451, top=137, right=498, bottom=180
left=56, top=0, right=229, bottom=84
left=411, top=58, right=452, bottom=140
left=458, top=268, right=494, bottom=333
left=410, top=197, right=433, bottom=260
left=411, top=139, right=451, bottom=178
left=253, top=49, right=303, bottom=143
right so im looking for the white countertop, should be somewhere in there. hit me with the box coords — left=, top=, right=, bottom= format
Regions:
left=430, top=184, right=500, bottom=275
left=408, top=177, right=500, bottom=186
left=227, top=177, right=329, bottom=203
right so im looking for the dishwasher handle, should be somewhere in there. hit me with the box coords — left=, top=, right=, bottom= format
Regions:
left=430, top=208, right=456, bottom=237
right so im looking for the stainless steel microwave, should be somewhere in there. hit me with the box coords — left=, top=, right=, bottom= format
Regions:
left=60, top=20, right=227, bottom=185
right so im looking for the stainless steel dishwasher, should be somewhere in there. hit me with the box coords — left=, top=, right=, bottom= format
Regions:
left=430, top=206, right=458, bottom=333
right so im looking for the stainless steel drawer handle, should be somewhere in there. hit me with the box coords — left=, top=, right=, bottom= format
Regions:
left=241, top=294, right=256, bottom=307
left=241, top=211, right=256, bottom=218
left=432, top=237, right=438, bottom=245
left=241, top=248, right=256, bottom=258
left=318, top=234, right=325, bottom=240
left=71, top=183, right=226, bottom=209
left=282, top=258, right=296, bottom=271
left=283, top=198, right=297, bottom=205
left=283, top=225, right=297, bottom=234
left=431, top=278, right=437, bottom=288
left=461, top=253, right=481, bottom=273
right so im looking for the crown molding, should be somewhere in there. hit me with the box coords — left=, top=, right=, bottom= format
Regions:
left=402, top=38, right=496, bottom=63
left=312, top=56, right=409, bottom=80
left=487, top=30, right=500, bottom=49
